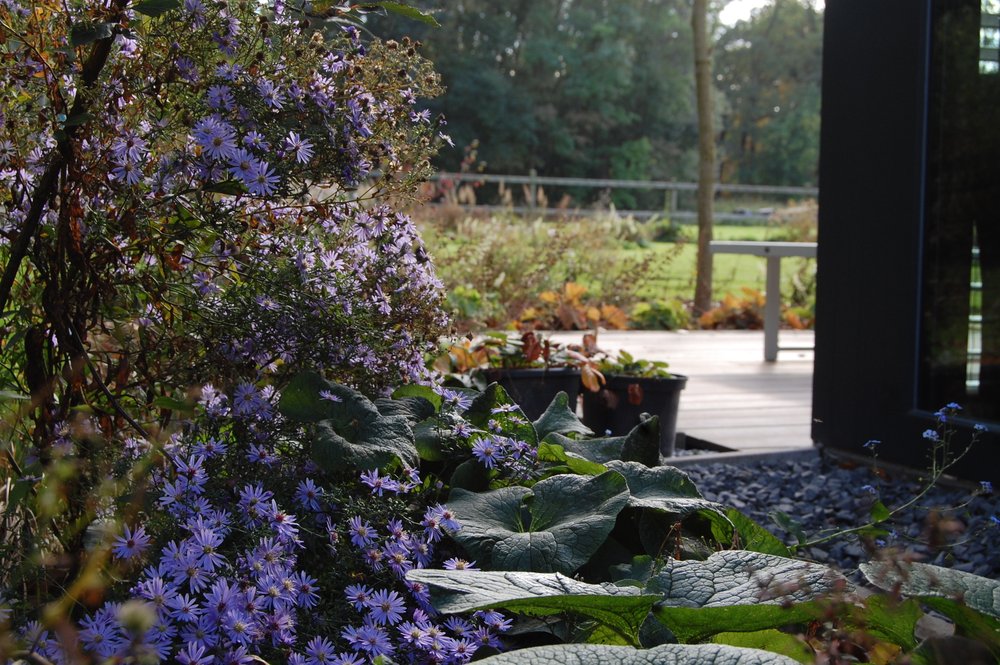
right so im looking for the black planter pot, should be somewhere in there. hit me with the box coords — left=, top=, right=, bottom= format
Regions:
left=581, top=374, right=688, bottom=457
left=483, top=367, right=582, bottom=421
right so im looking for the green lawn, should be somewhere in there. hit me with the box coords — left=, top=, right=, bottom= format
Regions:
left=604, top=225, right=815, bottom=303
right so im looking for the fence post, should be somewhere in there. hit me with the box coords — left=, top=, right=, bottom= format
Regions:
left=528, top=168, right=538, bottom=214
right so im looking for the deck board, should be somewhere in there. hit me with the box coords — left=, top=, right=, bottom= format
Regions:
left=549, top=330, right=815, bottom=453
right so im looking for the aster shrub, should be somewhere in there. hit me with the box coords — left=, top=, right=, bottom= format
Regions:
left=0, top=0, right=448, bottom=449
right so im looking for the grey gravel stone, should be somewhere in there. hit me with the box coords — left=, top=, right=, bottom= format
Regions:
left=680, top=456, right=1000, bottom=577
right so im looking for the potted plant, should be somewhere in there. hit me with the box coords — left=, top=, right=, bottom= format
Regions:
left=432, top=331, right=596, bottom=420
left=577, top=333, right=688, bottom=457
left=477, top=331, right=594, bottom=421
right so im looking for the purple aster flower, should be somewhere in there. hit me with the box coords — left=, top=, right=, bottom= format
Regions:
left=264, top=500, right=299, bottom=541
left=438, top=388, right=472, bottom=411
left=239, top=483, right=273, bottom=525
left=442, top=557, right=478, bottom=571
left=138, top=576, right=177, bottom=612
left=177, top=641, right=213, bottom=665
left=367, top=588, right=406, bottom=625
left=167, top=592, right=203, bottom=623
left=223, top=610, right=257, bottom=646
left=383, top=542, right=412, bottom=577
left=113, top=523, right=151, bottom=560
left=398, top=620, right=429, bottom=647
left=305, top=636, right=337, bottom=664
left=443, top=616, right=473, bottom=637
left=243, top=131, right=269, bottom=151
left=110, top=159, right=143, bottom=185
left=246, top=160, right=280, bottom=196
left=347, top=516, right=375, bottom=548
left=284, top=131, right=314, bottom=164
left=193, top=117, right=238, bottom=161
left=175, top=55, right=200, bottom=82
left=352, top=624, right=394, bottom=656
left=79, top=612, right=124, bottom=657
left=192, top=526, right=226, bottom=571
left=295, top=478, right=324, bottom=512
left=227, top=148, right=259, bottom=184
left=319, top=389, right=341, bottom=402
left=293, top=571, right=319, bottom=609
left=111, top=131, right=147, bottom=162
left=360, top=469, right=400, bottom=496
left=257, top=80, right=285, bottom=109
left=180, top=614, right=219, bottom=651
left=344, top=584, right=373, bottom=611
left=207, top=84, right=235, bottom=110
left=471, top=438, right=500, bottom=469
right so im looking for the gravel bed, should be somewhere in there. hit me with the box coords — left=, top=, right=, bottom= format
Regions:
left=680, top=455, right=1000, bottom=579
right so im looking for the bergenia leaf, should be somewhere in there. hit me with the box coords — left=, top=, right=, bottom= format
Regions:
left=465, top=383, right=537, bottom=447
left=649, top=550, right=850, bottom=643
left=533, top=391, right=593, bottom=440
left=473, top=643, right=801, bottom=664
left=447, top=471, right=629, bottom=574
left=406, top=569, right=658, bottom=646
left=860, top=560, right=1000, bottom=620
left=132, top=0, right=181, bottom=17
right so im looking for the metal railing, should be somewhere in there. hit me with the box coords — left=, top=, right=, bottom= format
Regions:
left=426, top=170, right=819, bottom=223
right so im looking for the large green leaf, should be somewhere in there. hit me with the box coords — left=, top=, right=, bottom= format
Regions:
left=368, top=1, right=440, bottom=27
left=606, top=460, right=738, bottom=552
left=721, top=509, right=791, bottom=557
left=849, top=595, right=922, bottom=652
left=537, top=440, right=608, bottom=476
left=312, top=414, right=416, bottom=470
left=533, top=391, right=594, bottom=440
left=391, top=384, right=442, bottom=411
left=406, top=569, right=658, bottom=646
left=70, top=21, right=114, bottom=46
left=618, top=414, right=660, bottom=467
left=374, top=396, right=435, bottom=424
left=279, top=371, right=350, bottom=423
left=474, top=643, right=800, bottom=664
left=447, top=471, right=629, bottom=574
left=711, top=630, right=814, bottom=664
left=280, top=373, right=418, bottom=469
left=466, top=383, right=538, bottom=447
left=648, top=551, right=849, bottom=643
left=860, top=561, right=1000, bottom=620
left=133, top=0, right=181, bottom=17
left=548, top=432, right=624, bottom=464
left=548, top=416, right=660, bottom=467
left=860, top=560, right=1000, bottom=654
left=607, top=460, right=732, bottom=522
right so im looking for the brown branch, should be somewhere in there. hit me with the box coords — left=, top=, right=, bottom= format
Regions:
left=0, top=3, right=126, bottom=317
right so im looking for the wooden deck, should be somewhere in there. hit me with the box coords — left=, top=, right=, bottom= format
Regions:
left=549, top=330, right=816, bottom=453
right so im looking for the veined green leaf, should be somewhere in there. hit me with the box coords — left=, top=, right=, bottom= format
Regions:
left=447, top=471, right=629, bottom=574
left=473, top=642, right=801, bottom=664
left=70, top=22, right=114, bottom=46
left=391, top=384, right=442, bottom=411
left=367, top=1, right=440, bottom=27
left=533, top=391, right=593, bottom=440
left=133, top=0, right=181, bottom=17
left=406, top=569, right=657, bottom=646
left=649, top=550, right=850, bottom=643
left=711, top=630, right=814, bottom=664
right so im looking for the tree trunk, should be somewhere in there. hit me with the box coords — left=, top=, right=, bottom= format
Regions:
left=692, top=0, right=715, bottom=316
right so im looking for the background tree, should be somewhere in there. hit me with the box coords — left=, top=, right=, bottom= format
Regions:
left=715, top=0, right=823, bottom=186
left=692, top=0, right=715, bottom=315
left=370, top=0, right=700, bottom=206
